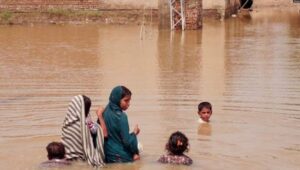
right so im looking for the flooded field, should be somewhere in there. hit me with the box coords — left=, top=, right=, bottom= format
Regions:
left=0, top=8, right=300, bottom=170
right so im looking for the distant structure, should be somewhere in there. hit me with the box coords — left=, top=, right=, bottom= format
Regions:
left=169, top=0, right=202, bottom=30
left=159, top=0, right=240, bottom=30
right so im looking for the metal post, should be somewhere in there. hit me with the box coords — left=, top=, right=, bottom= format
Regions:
left=169, top=0, right=185, bottom=30
left=180, top=0, right=185, bottom=30
left=169, top=0, right=174, bottom=30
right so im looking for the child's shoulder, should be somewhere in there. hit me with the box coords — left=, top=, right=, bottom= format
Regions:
left=198, top=118, right=209, bottom=124
left=158, top=154, right=192, bottom=165
left=39, top=159, right=71, bottom=168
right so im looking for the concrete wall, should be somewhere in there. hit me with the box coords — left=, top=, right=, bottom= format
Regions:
left=158, top=0, right=169, bottom=28
left=253, top=0, right=298, bottom=7
left=203, top=0, right=239, bottom=19
left=101, top=0, right=157, bottom=9
left=225, top=0, right=240, bottom=17
left=203, top=0, right=225, bottom=10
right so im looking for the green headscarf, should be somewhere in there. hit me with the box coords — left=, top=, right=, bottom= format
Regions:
left=107, top=86, right=123, bottom=113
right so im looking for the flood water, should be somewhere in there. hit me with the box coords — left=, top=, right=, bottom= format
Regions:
left=0, top=8, right=300, bottom=170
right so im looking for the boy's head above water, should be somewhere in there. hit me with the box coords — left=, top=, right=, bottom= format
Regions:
left=46, top=142, right=66, bottom=160
left=198, top=102, right=212, bottom=122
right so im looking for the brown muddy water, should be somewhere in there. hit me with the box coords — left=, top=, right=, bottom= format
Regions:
left=0, top=9, right=300, bottom=170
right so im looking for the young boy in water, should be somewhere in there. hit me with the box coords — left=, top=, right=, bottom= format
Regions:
left=158, top=131, right=193, bottom=165
left=40, top=142, right=71, bottom=168
left=197, top=102, right=212, bottom=123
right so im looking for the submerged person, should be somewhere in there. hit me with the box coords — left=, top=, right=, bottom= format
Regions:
left=39, top=142, right=71, bottom=168
left=61, top=95, right=105, bottom=166
left=98, top=85, right=140, bottom=163
left=158, top=131, right=193, bottom=165
left=197, top=101, right=212, bottom=123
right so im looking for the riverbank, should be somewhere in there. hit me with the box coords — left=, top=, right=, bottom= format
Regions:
left=0, top=0, right=157, bottom=25
left=0, top=5, right=299, bottom=25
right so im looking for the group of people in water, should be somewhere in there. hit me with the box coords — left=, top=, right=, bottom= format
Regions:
left=40, top=85, right=213, bottom=168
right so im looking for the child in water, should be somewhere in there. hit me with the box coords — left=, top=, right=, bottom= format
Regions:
left=40, top=142, right=71, bottom=168
left=158, top=131, right=193, bottom=165
left=197, top=101, right=212, bottom=123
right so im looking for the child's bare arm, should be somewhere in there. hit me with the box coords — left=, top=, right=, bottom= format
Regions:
left=133, top=154, right=140, bottom=161
left=96, top=106, right=108, bottom=137
left=133, top=124, right=140, bottom=135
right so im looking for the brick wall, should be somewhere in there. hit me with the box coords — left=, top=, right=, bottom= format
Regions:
left=0, top=0, right=158, bottom=12
left=0, top=0, right=158, bottom=11
left=171, top=0, right=202, bottom=30
left=0, top=0, right=159, bottom=25
left=0, top=0, right=104, bottom=11
left=185, top=0, right=202, bottom=29
left=0, top=0, right=100, bottom=4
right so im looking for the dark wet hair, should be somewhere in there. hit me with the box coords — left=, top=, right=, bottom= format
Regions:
left=166, top=131, right=189, bottom=155
left=198, top=102, right=212, bottom=112
left=46, top=142, right=65, bottom=160
left=121, top=86, right=132, bottom=99
left=83, top=95, right=91, bottom=117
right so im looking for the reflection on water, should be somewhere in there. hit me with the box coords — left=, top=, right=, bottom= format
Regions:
left=198, top=123, right=212, bottom=136
left=0, top=9, right=300, bottom=170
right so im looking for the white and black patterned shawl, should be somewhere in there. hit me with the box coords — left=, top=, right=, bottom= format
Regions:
left=61, top=95, right=105, bottom=167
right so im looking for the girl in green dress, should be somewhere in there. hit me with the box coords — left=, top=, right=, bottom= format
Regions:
left=98, top=86, right=140, bottom=163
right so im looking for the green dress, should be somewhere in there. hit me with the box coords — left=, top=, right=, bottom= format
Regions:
left=103, top=86, right=139, bottom=163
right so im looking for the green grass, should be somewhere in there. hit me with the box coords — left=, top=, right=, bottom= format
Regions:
left=0, top=11, right=13, bottom=22
left=46, top=8, right=102, bottom=17
left=47, top=8, right=70, bottom=17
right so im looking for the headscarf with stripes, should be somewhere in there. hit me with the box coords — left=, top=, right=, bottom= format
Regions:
left=61, top=95, right=105, bottom=167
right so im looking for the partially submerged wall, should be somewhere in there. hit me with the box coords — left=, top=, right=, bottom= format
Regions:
left=1, top=0, right=298, bottom=25
left=0, top=0, right=157, bottom=10
left=158, top=0, right=202, bottom=30
left=203, top=0, right=240, bottom=19
left=0, top=0, right=158, bottom=24
left=253, top=0, right=299, bottom=8
left=185, top=0, right=202, bottom=29
left=101, top=0, right=157, bottom=9
left=158, top=0, right=169, bottom=29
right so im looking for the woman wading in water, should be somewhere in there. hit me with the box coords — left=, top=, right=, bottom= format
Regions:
left=61, top=95, right=105, bottom=166
left=97, top=86, right=140, bottom=163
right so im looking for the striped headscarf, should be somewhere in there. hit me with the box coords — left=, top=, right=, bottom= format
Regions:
left=61, top=95, right=105, bottom=167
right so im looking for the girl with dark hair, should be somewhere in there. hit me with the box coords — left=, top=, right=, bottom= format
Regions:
left=158, top=131, right=193, bottom=165
left=96, top=86, right=140, bottom=163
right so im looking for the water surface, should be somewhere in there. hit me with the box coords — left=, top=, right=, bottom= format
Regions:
left=0, top=8, right=300, bottom=170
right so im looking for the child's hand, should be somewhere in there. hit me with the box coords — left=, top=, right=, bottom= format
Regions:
left=96, top=106, right=108, bottom=137
left=133, top=154, right=140, bottom=161
left=87, top=122, right=94, bottom=129
left=96, top=106, right=105, bottom=117
left=133, top=124, right=140, bottom=135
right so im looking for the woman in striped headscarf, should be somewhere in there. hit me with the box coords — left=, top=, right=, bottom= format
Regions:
left=61, top=95, right=105, bottom=167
